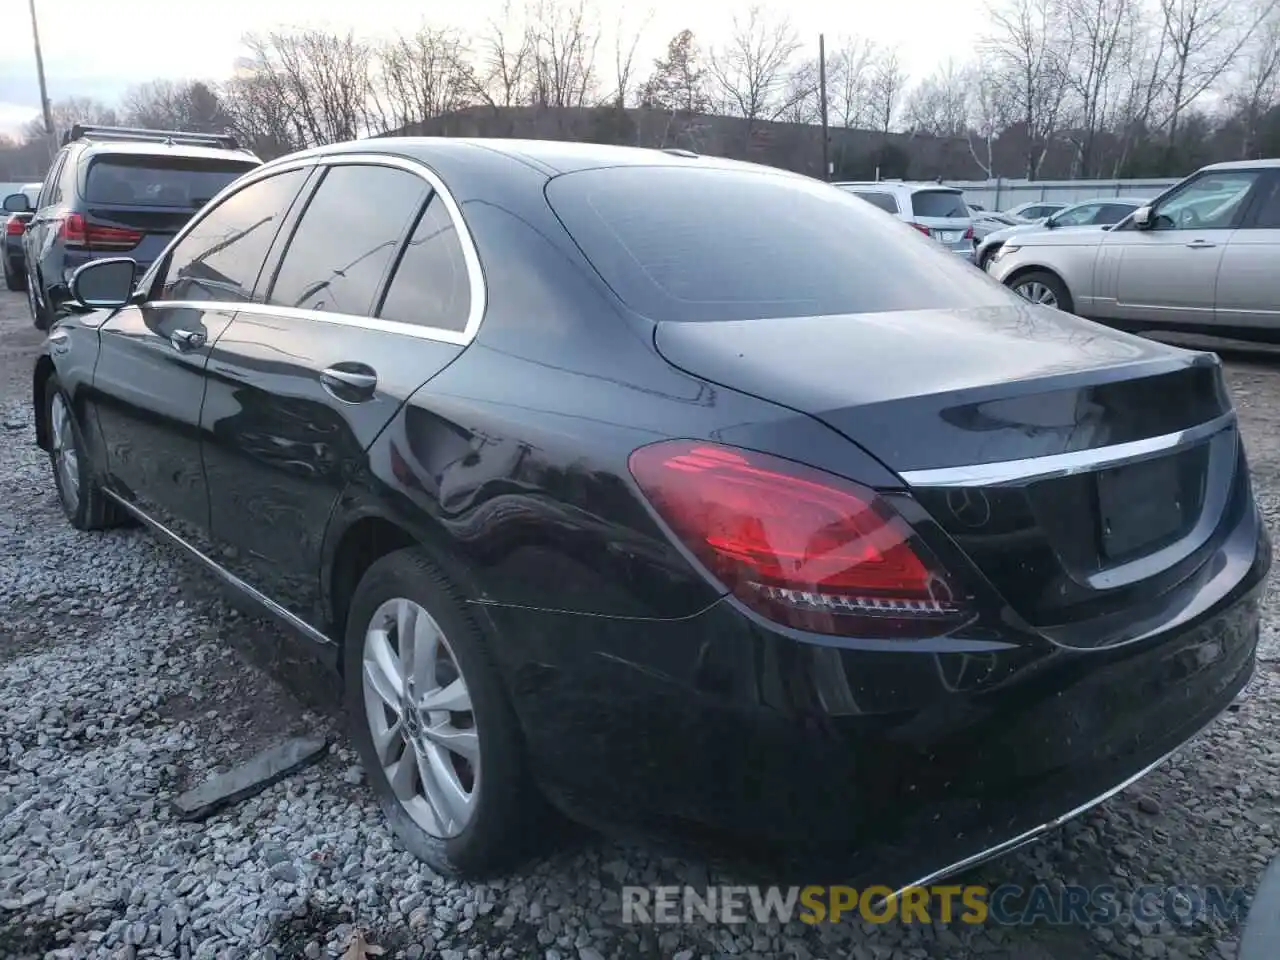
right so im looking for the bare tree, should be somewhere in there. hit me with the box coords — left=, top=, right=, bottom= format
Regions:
left=1228, top=4, right=1280, bottom=155
left=778, top=57, right=822, bottom=124
left=1061, top=0, right=1134, bottom=175
left=528, top=0, right=603, bottom=109
left=707, top=5, right=802, bottom=137
left=610, top=6, right=653, bottom=107
left=122, top=80, right=228, bottom=132
left=903, top=60, right=971, bottom=137
left=984, top=0, right=1073, bottom=178
left=968, top=69, right=1009, bottom=176
left=640, top=29, right=711, bottom=112
left=371, top=24, right=476, bottom=133
left=471, top=2, right=536, bottom=116
left=826, top=35, right=876, bottom=128
left=24, top=96, right=117, bottom=145
left=866, top=47, right=908, bottom=135
left=219, top=69, right=303, bottom=160
left=1159, top=0, right=1274, bottom=150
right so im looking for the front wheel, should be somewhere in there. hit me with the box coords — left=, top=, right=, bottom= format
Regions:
left=1009, top=270, right=1074, bottom=314
left=342, top=547, right=549, bottom=877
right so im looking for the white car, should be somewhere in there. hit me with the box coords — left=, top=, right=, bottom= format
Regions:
left=973, top=198, right=1148, bottom=270
left=833, top=180, right=975, bottom=257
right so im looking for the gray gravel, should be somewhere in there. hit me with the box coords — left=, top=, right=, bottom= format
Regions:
left=0, top=290, right=1278, bottom=960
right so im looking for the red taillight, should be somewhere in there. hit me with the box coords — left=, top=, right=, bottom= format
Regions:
left=58, top=213, right=142, bottom=250
left=964, top=225, right=975, bottom=240
left=628, top=440, right=967, bottom=638
left=5, top=219, right=25, bottom=236
left=909, top=222, right=931, bottom=236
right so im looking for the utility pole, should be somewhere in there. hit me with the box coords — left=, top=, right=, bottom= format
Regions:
left=818, top=34, right=830, bottom=181
left=27, top=0, right=56, bottom=161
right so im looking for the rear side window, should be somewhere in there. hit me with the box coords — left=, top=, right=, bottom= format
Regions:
left=546, top=166, right=1015, bottom=323
left=269, top=164, right=428, bottom=316
left=84, top=155, right=257, bottom=208
left=378, top=195, right=472, bottom=333
left=160, top=168, right=309, bottom=303
left=909, top=190, right=968, bottom=218
left=853, top=191, right=899, bottom=214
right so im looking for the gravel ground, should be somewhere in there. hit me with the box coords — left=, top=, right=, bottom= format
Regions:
left=1, top=290, right=1278, bottom=960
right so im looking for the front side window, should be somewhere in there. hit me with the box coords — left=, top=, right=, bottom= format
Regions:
left=38, top=153, right=66, bottom=208
left=159, top=168, right=309, bottom=303
left=1095, top=203, right=1139, bottom=225
left=378, top=194, right=472, bottom=332
left=1151, top=171, right=1261, bottom=230
left=1050, top=203, right=1101, bottom=227
left=268, top=164, right=428, bottom=316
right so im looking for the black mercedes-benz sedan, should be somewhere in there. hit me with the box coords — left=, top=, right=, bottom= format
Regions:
left=33, top=137, right=1271, bottom=888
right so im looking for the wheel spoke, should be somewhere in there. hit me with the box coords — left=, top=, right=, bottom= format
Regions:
left=363, top=627, right=404, bottom=710
left=370, top=716, right=406, bottom=766
left=402, top=602, right=440, bottom=694
left=418, top=678, right=471, bottom=713
left=422, top=721, right=479, bottom=762
left=424, top=743, right=474, bottom=825
left=386, top=754, right=418, bottom=802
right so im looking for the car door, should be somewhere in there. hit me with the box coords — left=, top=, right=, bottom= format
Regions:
left=1096, top=169, right=1264, bottom=325
left=199, top=157, right=480, bottom=628
left=1213, top=171, right=1280, bottom=332
left=25, top=149, right=68, bottom=291
left=90, top=166, right=313, bottom=543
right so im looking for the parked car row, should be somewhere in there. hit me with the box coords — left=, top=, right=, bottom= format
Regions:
left=3, top=181, right=41, bottom=292
left=21, top=135, right=1270, bottom=893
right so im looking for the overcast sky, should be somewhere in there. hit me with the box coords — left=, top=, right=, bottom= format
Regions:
left=0, top=0, right=987, bottom=137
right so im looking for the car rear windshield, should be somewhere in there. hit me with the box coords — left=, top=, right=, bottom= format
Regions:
left=83, top=155, right=257, bottom=208
left=910, top=189, right=969, bottom=218
left=545, top=166, right=1015, bottom=323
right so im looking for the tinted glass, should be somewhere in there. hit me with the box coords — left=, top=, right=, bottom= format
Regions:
left=378, top=195, right=472, bottom=332
left=1095, top=203, right=1138, bottom=224
left=1153, top=171, right=1260, bottom=230
left=269, top=164, right=427, bottom=316
left=37, top=154, right=65, bottom=208
left=910, top=190, right=968, bottom=218
left=85, top=155, right=258, bottom=207
left=546, top=166, right=1016, bottom=323
left=160, top=168, right=308, bottom=303
left=852, top=191, right=899, bottom=214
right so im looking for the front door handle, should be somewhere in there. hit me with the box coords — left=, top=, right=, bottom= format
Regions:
left=1185, top=239, right=1216, bottom=249
left=169, top=329, right=206, bottom=351
left=320, top=364, right=378, bottom=402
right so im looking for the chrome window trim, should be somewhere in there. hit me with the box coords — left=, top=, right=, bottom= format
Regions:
left=136, top=151, right=486, bottom=348
left=899, top=411, right=1237, bottom=488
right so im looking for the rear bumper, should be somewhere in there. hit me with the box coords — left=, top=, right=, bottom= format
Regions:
left=486, top=515, right=1268, bottom=886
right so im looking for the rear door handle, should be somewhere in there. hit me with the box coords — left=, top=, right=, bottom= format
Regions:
left=320, top=364, right=378, bottom=402
left=1185, top=239, right=1216, bottom=249
left=169, top=329, right=206, bottom=351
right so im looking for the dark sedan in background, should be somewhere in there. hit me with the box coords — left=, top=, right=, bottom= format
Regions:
left=35, top=138, right=1270, bottom=888
left=3, top=181, right=41, bottom=291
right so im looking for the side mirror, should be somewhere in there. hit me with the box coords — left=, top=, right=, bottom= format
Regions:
left=69, top=258, right=138, bottom=309
left=1132, top=206, right=1153, bottom=230
left=3, top=193, right=32, bottom=214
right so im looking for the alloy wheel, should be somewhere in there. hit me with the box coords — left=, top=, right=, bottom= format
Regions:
left=1014, top=280, right=1058, bottom=308
left=361, top=597, right=479, bottom=839
left=49, top=393, right=80, bottom=511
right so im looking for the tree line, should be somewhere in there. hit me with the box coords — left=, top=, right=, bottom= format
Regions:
left=1, top=0, right=1277, bottom=184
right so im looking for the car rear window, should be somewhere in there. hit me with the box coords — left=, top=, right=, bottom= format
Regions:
left=910, top=189, right=969, bottom=218
left=83, top=155, right=258, bottom=208
left=545, top=166, right=1015, bottom=323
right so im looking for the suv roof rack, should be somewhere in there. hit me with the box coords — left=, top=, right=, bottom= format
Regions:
left=62, top=123, right=241, bottom=151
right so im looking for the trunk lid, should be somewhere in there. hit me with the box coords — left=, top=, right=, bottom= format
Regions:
left=654, top=305, right=1240, bottom=640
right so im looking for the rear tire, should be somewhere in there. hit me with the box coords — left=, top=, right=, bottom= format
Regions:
left=342, top=547, right=548, bottom=877
left=4, top=258, right=24, bottom=292
left=44, top=375, right=128, bottom=531
left=1008, top=269, right=1074, bottom=314
left=29, top=277, right=51, bottom=331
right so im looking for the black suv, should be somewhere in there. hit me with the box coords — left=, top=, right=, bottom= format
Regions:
left=3, top=124, right=260, bottom=329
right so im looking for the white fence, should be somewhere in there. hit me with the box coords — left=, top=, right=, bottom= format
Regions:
left=947, top=177, right=1181, bottom=211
